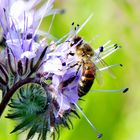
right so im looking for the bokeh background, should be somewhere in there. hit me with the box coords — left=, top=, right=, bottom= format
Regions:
left=0, top=0, right=140, bottom=140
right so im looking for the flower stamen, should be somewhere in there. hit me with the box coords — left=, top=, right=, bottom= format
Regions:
left=91, top=88, right=129, bottom=93
left=74, top=103, right=103, bottom=138
left=97, top=63, right=123, bottom=71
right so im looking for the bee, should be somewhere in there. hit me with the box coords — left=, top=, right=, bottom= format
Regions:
left=70, top=36, right=96, bottom=97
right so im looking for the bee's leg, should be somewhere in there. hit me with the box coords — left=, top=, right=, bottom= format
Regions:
left=68, top=61, right=82, bottom=75
left=62, top=63, right=82, bottom=87
left=69, top=63, right=79, bottom=68
left=75, top=63, right=82, bottom=75
left=65, top=61, right=80, bottom=70
left=66, top=51, right=75, bottom=59
left=62, top=76, right=77, bottom=87
left=59, top=60, right=80, bottom=72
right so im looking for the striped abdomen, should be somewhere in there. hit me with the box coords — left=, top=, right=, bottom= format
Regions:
left=78, top=61, right=96, bottom=97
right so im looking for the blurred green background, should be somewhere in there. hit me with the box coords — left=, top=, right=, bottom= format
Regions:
left=0, top=0, right=140, bottom=140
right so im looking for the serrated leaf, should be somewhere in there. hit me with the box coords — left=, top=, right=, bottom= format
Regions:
left=55, top=126, right=60, bottom=140
left=42, top=123, right=48, bottom=140
left=11, top=115, right=35, bottom=133
left=26, top=125, right=39, bottom=140
left=8, top=103, right=17, bottom=108
left=67, top=117, right=73, bottom=129
left=38, top=133, right=42, bottom=140
left=71, top=110, right=80, bottom=119
left=6, top=113, right=22, bottom=119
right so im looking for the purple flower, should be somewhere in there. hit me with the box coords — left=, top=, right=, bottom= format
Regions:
left=0, top=0, right=55, bottom=32
left=0, top=0, right=128, bottom=139
left=0, top=0, right=59, bottom=61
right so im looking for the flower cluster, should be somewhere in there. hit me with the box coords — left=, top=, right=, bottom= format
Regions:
left=0, top=0, right=128, bottom=140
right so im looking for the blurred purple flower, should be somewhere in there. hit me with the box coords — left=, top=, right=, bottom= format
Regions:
left=0, top=0, right=58, bottom=61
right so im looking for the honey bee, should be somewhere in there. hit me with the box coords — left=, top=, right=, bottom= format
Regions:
left=70, top=36, right=96, bottom=97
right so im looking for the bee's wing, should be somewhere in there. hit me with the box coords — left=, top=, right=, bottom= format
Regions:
left=95, top=65, right=104, bottom=86
left=95, top=57, right=117, bottom=79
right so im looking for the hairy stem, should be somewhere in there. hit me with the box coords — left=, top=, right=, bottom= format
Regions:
left=0, top=77, right=42, bottom=117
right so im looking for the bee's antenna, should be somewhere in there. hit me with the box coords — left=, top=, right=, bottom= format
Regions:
left=91, top=88, right=129, bottom=93
left=74, top=103, right=103, bottom=138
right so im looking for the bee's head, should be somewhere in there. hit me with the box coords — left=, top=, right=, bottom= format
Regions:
left=76, top=43, right=94, bottom=57
left=71, top=36, right=83, bottom=46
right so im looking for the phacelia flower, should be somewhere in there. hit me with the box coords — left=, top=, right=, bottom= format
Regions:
left=0, top=0, right=128, bottom=140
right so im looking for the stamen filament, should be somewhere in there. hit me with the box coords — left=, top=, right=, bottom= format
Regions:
left=99, top=46, right=120, bottom=60
left=95, top=43, right=119, bottom=59
left=102, top=43, right=116, bottom=52
left=91, top=88, right=129, bottom=93
left=33, top=0, right=54, bottom=37
left=59, top=14, right=93, bottom=44
left=39, top=12, right=57, bottom=45
left=10, top=19, right=22, bottom=45
left=76, top=14, right=93, bottom=34
left=56, top=32, right=70, bottom=44
left=48, top=12, right=56, bottom=34
left=98, top=64, right=123, bottom=71
left=3, top=9, right=13, bottom=44
left=38, top=31, right=57, bottom=41
left=74, top=103, right=103, bottom=138
left=101, top=44, right=119, bottom=54
left=88, top=34, right=100, bottom=44
left=102, top=40, right=111, bottom=48
left=94, top=44, right=120, bottom=63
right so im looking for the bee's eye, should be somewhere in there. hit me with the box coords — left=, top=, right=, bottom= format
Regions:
left=71, top=36, right=83, bottom=46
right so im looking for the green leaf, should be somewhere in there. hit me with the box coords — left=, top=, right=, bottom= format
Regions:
left=6, top=113, right=22, bottom=119
left=26, top=125, right=39, bottom=140
left=10, top=115, right=35, bottom=133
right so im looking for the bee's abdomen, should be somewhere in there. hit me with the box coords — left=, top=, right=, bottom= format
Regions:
left=78, top=62, right=96, bottom=97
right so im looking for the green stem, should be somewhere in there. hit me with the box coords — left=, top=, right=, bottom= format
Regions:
left=0, top=77, right=41, bottom=118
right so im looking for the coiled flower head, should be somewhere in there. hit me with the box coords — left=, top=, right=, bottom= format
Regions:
left=0, top=0, right=128, bottom=140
